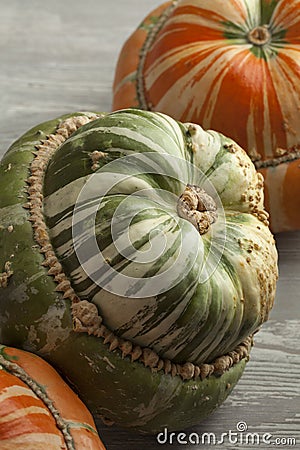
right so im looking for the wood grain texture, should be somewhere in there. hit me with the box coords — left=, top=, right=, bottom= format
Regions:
left=0, top=1, right=299, bottom=449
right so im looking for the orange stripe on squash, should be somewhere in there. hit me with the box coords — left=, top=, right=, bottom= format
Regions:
left=0, top=413, right=63, bottom=440
left=282, top=160, right=300, bottom=229
left=112, top=2, right=171, bottom=107
left=0, top=346, right=106, bottom=449
left=0, top=394, right=46, bottom=418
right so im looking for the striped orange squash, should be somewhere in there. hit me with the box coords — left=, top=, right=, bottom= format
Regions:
left=113, top=0, right=300, bottom=233
left=0, top=345, right=105, bottom=450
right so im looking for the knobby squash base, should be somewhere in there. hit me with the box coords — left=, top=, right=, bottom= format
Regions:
left=0, top=112, right=253, bottom=433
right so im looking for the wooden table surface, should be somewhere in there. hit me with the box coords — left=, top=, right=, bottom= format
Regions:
left=1, top=1, right=299, bottom=449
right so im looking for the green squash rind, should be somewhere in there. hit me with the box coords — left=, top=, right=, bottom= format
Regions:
left=0, top=111, right=261, bottom=433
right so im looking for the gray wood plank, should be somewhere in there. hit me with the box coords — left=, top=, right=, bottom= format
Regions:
left=1, top=1, right=299, bottom=449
